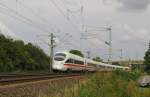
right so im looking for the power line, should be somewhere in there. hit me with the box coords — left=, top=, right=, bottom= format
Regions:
left=53, top=33, right=72, bottom=47
left=48, top=0, right=103, bottom=52
left=80, top=25, right=113, bottom=61
left=48, top=0, right=93, bottom=51
left=17, top=0, right=56, bottom=32
left=47, top=0, right=82, bottom=45
left=0, top=2, right=50, bottom=33
left=47, top=0, right=82, bottom=35
left=60, top=0, right=83, bottom=24
left=61, top=0, right=82, bottom=13
left=0, top=7, right=47, bottom=33
left=1, top=0, right=112, bottom=59
left=48, top=0, right=70, bottom=21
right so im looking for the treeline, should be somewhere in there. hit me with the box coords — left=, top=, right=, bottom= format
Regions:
left=0, top=34, right=49, bottom=72
left=144, top=42, right=150, bottom=73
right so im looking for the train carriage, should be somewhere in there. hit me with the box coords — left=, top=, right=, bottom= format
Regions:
left=53, top=52, right=86, bottom=71
left=53, top=52, right=130, bottom=72
left=86, top=59, right=97, bottom=72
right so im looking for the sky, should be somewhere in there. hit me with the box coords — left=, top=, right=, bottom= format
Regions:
left=0, top=0, right=149, bottom=61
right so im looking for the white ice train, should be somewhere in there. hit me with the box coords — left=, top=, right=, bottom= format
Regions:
left=53, top=52, right=129, bottom=72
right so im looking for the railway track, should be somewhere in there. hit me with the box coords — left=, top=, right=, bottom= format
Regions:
left=0, top=73, right=82, bottom=86
left=0, top=73, right=56, bottom=80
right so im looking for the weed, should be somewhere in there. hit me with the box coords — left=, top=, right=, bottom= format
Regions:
left=44, top=71, right=150, bottom=97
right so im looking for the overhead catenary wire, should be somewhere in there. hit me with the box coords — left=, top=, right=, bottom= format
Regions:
left=0, top=7, right=50, bottom=34
left=60, top=0, right=95, bottom=50
left=59, top=0, right=82, bottom=23
left=80, top=25, right=113, bottom=60
left=47, top=0, right=80, bottom=31
left=48, top=0, right=104, bottom=51
left=17, top=0, right=56, bottom=32
left=47, top=0, right=92, bottom=51
left=61, top=0, right=82, bottom=13
left=0, top=2, right=51, bottom=33
left=0, top=0, right=111, bottom=59
left=47, top=1, right=112, bottom=60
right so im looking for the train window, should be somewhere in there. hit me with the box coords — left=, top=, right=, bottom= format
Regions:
left=66, top=59, right=73, bottom=63
left=88, top=63, right=97, bottom=67
left=54, top=57, right=65, bottom=61
left=55, top=53, right=66, bottom=58
left=54, top=53, right=66, bottom=61
left=98, top=65, right=105, bottom=69
left=74, top=60, right=84, bottom=65
left=66, top=59, right=84, bottom=65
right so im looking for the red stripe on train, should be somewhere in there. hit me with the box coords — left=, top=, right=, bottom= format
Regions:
left=64, top=64, right=85, bottom=67
left=64, top=63, right=95, bottom=68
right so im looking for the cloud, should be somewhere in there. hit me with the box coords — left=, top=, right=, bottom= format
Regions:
left=117, top=0, right=150, bottom=11
left=0, top=22, right=18, bottom=39
left=122, top=24, right=150, bottom=42
left=103, top=0, right=150, bottom=12
left=0, top=0, right=149, bottom=59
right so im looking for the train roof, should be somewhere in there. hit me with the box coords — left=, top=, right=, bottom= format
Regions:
left=55, top=52, right=85, bottom=61
left=55, top=51, right=129, bottom=69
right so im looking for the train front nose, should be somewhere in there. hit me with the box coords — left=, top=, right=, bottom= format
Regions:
left=53, top=53, right=67, bottom=71
left=53, top=62, right=65, bottom=71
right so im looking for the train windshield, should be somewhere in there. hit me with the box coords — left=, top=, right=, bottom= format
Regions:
left=54, top=53, right=66, bottom=61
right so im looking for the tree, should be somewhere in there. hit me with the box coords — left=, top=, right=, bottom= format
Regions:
left=69, top=49, right=84, bottom=57
left=144, top=42, right=150, bottom=73
left=0, top=34, right=50, bottom=72
left=93, top=56, right=103, bottom=62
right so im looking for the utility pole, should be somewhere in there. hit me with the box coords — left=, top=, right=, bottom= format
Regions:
left=86, top=51, right=90, bottom=59
left=49, top=33, right=55, bottom=73
left=80, top=25, right=112, bottom=63
left=106, top=26, right=112, bottom=63
left=120, top=49, right=123, bottom=60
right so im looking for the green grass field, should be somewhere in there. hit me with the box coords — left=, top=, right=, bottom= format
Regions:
left=46, top=71, right=150, bottom=97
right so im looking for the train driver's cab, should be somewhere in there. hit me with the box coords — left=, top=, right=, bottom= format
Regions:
left=53, top=53, right=67, bottom=71
left=54, top=53, right=66, bottom=62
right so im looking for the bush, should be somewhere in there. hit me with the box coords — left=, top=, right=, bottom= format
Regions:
left=0, top=34, right=49, bottom=72
left=50, top=71, right=150, bottom=97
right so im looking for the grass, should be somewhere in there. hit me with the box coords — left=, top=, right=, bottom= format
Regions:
left=44, top=70, right=150, bottom=97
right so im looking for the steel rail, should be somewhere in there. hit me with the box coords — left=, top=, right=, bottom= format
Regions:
left=0, top=74, right=82, bottom=86
left=0, top=74, right=57, bottom=79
